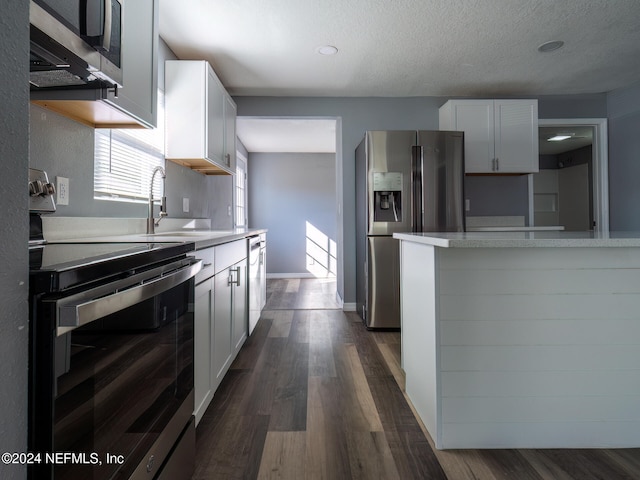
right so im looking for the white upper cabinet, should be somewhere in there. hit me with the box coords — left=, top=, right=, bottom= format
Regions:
left=165, top=60, right=236, bottom=175
left=105, top=0, right=159, bottom=128
left=439, top=99, right=539, bottom=174
left=223, top=95, right=237, bottom=172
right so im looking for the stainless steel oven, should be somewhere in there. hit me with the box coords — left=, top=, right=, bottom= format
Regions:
left=29, top=242, right=201, bottom=480
left=28, top=169, right=201, bottom=479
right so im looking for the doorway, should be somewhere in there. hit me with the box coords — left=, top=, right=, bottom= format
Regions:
left=235, top=116, right=341, bottom=299
left=530, top=118, right=609, bottom=233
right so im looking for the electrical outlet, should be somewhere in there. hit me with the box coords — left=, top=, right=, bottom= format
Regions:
left=57, top=176, right=69, bottom=205
left=227, top=205, right=232, bottom=216
left=465, top=198, right=470, bottom=212
left=182, top=197, right=189, bottom=213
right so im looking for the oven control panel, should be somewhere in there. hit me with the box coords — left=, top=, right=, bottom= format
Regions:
left=29, top=168, right=56, bottom=213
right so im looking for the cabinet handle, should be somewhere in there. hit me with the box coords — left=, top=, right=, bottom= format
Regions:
left=203, top=262, right=212, bottom=268
left=225, top=153, right=231, bottom=166
left=228, top=266, right=241, bottom=286
left=496, top=158, right=499, bottom=171
left=491, top=158, right=496, bottom=171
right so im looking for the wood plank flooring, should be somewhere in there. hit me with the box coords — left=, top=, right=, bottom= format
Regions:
left=194, top=278, right=640, bottom=480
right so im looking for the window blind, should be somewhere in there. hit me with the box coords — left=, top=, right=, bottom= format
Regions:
left=94, top=92, right=165, bottom=202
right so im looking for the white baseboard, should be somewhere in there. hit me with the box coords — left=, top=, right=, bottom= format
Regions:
left=267, top=273, right=318, bottom=279
left=342, top=302, right=356, bottom=312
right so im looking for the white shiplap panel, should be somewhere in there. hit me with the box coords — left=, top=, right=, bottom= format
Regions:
left=399, top=241, right=441, bottom=446
left=440, top=247, right=640, bottom=270
left=440, top=318, right=640, bottom=346
left=441, top=421, right=640, bottom=449
left=440, top=345, right=640, bottom=371
left=440, top=268, right=640, bottom=295
left=442, top=370, right=640, bottom=397
left=400, top=242, right=640, bottom=448
left=439, top=293, right=640, bottom=321
left=441, top=395, right=640, bottom=423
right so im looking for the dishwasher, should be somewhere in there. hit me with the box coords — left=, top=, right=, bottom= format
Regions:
left=248, top=234, right=266, bottom=334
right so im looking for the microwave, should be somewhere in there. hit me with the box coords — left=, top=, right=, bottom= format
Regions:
left=29, top=0, right=123, bottom=90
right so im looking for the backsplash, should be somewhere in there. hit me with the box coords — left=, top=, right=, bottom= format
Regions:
left=42, top=217, right=212, bottom=241
left=29, top=103, right=234, bottom=229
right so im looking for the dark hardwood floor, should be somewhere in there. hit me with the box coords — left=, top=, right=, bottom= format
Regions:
left=194, top=278, right=640, bottom=479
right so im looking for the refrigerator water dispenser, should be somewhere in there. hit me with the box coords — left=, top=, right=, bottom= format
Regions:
left=373, top=172, right=402, bottom=222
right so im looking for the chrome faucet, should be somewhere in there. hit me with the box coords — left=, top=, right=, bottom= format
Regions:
left=147, top=166, right=167, bottom=234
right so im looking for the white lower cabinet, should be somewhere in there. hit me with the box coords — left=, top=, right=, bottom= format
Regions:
left=194, top=276, right=214, bottom=426
left=212, top=269, right=233, bottom=390
left=232, top=259, right=248, bottom=353
left=193, top=240, right=248, bottom=426
left=213, top=241, right=248, bottom=390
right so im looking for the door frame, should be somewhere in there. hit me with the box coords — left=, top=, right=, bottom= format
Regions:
left=530, top=118, right=609, bottom=233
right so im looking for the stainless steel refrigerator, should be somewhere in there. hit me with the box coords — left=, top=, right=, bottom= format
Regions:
left=355, top=130, right=465, bottom=329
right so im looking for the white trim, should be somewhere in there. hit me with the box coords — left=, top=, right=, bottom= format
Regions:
left=235, top=151, right=248, bottom=228
left=342, top=302, right=357, bottom=312
left=536, top=118, right=609, bottom=233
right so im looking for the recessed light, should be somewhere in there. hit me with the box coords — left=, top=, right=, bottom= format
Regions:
left=547, top=134, right=572, bottom=141
left=316, top=45, right=338, bottom=56
left=538, top=40, right=564, bottom=53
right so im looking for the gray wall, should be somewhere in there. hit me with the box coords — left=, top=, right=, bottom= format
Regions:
left=249, top=152, right=336, bottom=275
left=29, top=39, right=234, bottom=229
left=607, top=81, right=640, bottom=231
left=464, top=176, right=530, bottom=217
left=235, top=94, right=608, bottom=304
left=0, top=2, right=29, bottom=478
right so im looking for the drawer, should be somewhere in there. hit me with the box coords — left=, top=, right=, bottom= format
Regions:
left=191, top=246, right=215, bottom=283
left=214, top=239, right=247, bottom=274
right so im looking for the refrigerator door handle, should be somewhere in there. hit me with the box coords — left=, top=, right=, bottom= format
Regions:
left=411, top=145, right=423, bottom=232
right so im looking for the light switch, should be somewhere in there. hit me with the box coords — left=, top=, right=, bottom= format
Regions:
left=465, top=198, right=470, bottom=212
left=183, top=197, right=189, bottom=213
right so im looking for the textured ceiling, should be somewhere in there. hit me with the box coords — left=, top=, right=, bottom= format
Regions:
left=159, top=0, right=640, bottom=98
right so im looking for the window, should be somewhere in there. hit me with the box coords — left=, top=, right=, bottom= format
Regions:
left=235, top=153, right=247, bottom=227
left=94, top=92, right=165, bottom=202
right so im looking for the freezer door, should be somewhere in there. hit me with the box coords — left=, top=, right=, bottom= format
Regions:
left=365, top=236, right=400, bottom=329
left=417, top=130, right=465, bottom=232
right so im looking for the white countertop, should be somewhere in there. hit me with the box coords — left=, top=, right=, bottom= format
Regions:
left=51, top=228, right=266, bottom=250
left=393, top=231, right=640, bottom=248
left=466, top=226, right=565, bottom=232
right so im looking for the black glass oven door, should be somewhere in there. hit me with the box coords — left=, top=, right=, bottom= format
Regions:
left=29, top=258, right=199, bottom=480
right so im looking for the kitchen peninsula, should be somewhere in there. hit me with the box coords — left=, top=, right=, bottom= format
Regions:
left=393, top=231, right=640, bottom=450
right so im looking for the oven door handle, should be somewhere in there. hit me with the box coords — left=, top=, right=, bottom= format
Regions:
left=56, top=259, right=202, bottom=334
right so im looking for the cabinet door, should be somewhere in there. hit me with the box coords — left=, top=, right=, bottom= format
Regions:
left=223, top=95, right=237, bottom=170
left=213, top=269, right=233, bottom=390
left=451, top=101, right=494, bottom=173
left=106, top=0, right=158, bottom=128
left=206, top=70, right=226, bottom=165
left=232, top=261, right=247, bottom=353
left=493, top=100, right=539, bottom=173
left=194, top=278, right=214, bottom=425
